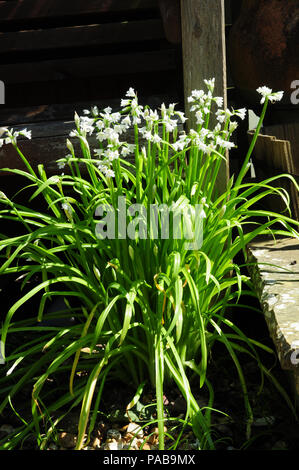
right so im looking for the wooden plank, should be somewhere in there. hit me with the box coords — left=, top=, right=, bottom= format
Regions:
left=0, top=131, right=133, bottom=174
left=248, top=130, right=299, bottom=221
left=0, top=102, right=119, bottom=126
left=180, top=0, right=229, bottom=193
left=0, top=19, right=164, bottom=54
left=0, top=119, right=184, bottom=174
left=264, top=123, right=299, bottom=176
left=0, top=92, right=178, bottom=126
left=0, top=49, right=177, bottom=84
left=0, top=135, right=72, bottom=174
left=0, top=0, right=157, bottom=23
left=248, top=131, right=294, bottom=173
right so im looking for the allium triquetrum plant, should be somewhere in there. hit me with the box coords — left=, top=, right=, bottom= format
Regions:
left=0, top=80, right=298, bottom=450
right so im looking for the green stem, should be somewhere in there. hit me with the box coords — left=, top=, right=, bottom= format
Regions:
left=13, top=144, right=37, bottom=178
left=234, top=98, right=269, bottom=190
left=134, top=124, right=141, bottom=203
left=155, top=334, right=165, bottom=450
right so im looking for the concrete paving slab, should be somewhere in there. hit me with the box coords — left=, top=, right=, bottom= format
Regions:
left=247, top=237, right=299, bottom=406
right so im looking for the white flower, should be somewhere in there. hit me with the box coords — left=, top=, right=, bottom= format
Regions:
left=121, top=146, right=131, bottom=157
left=62, top=202, right=73, bottom=220
left=195, top=110, right=204, bottom=125
left=103, top=106, right=112, bottom=114
left=83, top=109, right=90, bottom=115
left=92, top=106, right=99, bottom=116
left=160, top=103, right=166, bottom=118
left=214, top=96, right=224, bottom=107
left=139, top=126, right=162, bottom=144
left=175, top=111, right=187, bottom=123
left=130, top=98, right=139, bottom=111
left=69, top=129, right=79, bottom=137
left=121, top=115, right=131, bottom=127
left=200, top=129, right=211, bottom=140
left=74, top=111, right=80, bottom=127
left=97, top=162, right=115, bottom=178
left=152, top=133, right=162, bottom=144
left=168, top=103, right=176, bottom=114
left=79, top=116, right=94, bottom=135
left=105, top=168, right=115, bottom=178
left=197, top=141, right=210, bottom=153
left=163, top=116, right=177, bottom=132
left=112, top=124, right=123, bottom=134
left=97, top=162, right=106, bottom=172
left=111, top=112, right=121, bottom=123
left=132, top=116, right=141, bottom=125
left=173, top=136, right=188, bottom=152
left=256, top=86, right=272, bottom=100
left=229, top=121, right=239, bottom=132
left=213, top=123, right=222, bottom=133
left=216, top=136, right=235, bottom=150
left=191, top=90, right=205, bottom=100
left=96, top=120, right=105, bottom=130
left=51, top=176, right=60, bottom=184
left=96, top=127, right=120, bottom=145
left=5, top=136, right=12, bottom=144
left=139, top=128, right=152, bottom=141
left=106, top=148, right=119, bottom=161
left=144, top=108, right=159, bottom=124
left=256, top=86, right=284, bottom=104
left=57, top=160, right=66, bottom=169
left=216, top=109, right=233, bottom=124
left=129, top=96, right=143, bottom=123
left=270, top=91, right=284, bottom=102
left=19, top=129, right=32, bottom=140
left=0, top=128, right=21, bottom=145
left=121, top=98, right=131, bottom=107
left=121, top=143, right=135, bottom=156
left=235, top=108, right=247, bottom=120
left=94, top=148, right=104, bottom=157
left=96, top=131, right=105, bottom=142
left=126, top=87, right=136, bottom=98
left=204, top=78, right=215, bottom=91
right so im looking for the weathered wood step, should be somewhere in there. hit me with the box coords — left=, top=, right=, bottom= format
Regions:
left=0, top=0, right=157, bottom=25
left=0, top=19, right=164, bottom=54
left=0, top=49, right=177, bottom=84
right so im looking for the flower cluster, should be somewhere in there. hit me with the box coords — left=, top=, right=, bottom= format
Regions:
left=65, top=81, right=254, bottom=179
left=69, top=90, right=143, bottom=178
left=0, top=127, right=31, bottom=147
left=256, top=86, right=284, bottom=104
left=0, top=81, right=284, bottom=182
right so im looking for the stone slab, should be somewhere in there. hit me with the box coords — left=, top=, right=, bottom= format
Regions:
left=247, top=237, right=299, bottom=406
